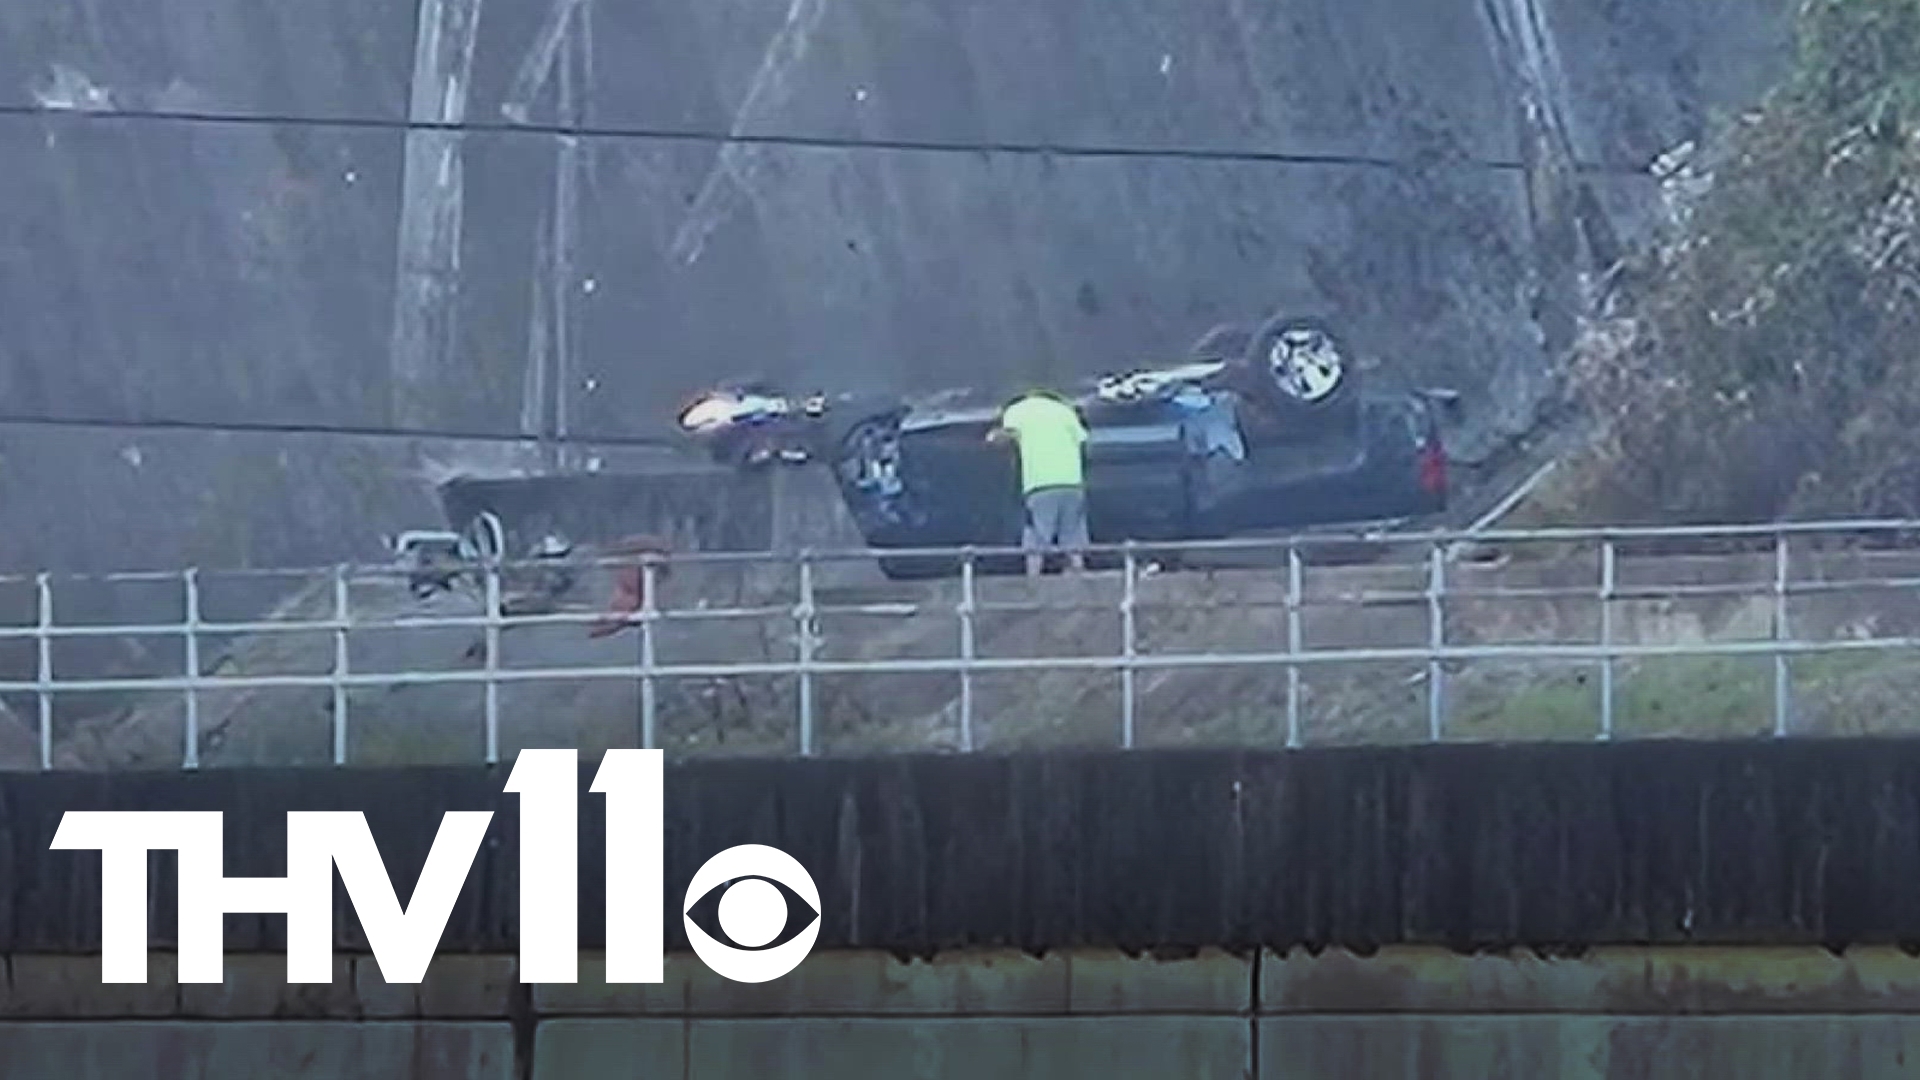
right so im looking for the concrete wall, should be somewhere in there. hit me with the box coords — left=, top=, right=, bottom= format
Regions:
left=14, top=746, right=1920, bottom=1073
left=0, top=0, right=1797, bottom=585
left=22, top=742, right=1920, bottom=951
left=8, top=946, right=1920, bottom=1077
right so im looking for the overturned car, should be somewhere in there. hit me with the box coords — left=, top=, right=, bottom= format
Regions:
left=677, top=313, right=1452, bottom=578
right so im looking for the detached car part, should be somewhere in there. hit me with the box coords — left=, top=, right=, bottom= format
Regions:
left=677, top=383, right=833, bottom=467
left=389, top=511, right=580, bottom=603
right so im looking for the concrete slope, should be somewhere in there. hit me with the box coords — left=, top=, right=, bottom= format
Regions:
left=0, top=0, right=1796, bottom=601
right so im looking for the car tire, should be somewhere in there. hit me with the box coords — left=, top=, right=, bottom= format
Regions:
left=1242, top=314, right=1358, bottom=426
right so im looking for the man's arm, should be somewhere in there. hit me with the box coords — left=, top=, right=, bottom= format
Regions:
left=987, top=404, right=1018, bottom=444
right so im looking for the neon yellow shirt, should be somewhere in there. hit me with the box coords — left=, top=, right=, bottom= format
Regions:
left=999, top=395, right=1088, bottom=492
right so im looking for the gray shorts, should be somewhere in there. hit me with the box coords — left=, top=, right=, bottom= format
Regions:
left=1022, top=486, right=1089, bottom=552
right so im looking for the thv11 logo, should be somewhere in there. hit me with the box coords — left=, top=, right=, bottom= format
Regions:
left=49, top=749, right=821, bottom=986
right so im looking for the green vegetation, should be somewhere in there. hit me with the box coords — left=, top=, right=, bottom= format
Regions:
left=1448, top=650, right=1920, bottom=740
left=1556, top=0, right=1920, bottom=523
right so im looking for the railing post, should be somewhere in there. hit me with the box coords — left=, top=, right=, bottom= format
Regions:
left=35, top=572, right=52, bottom=772
left=958, top=549, right=976, bottom=751
left=1286, top=544, right=1303, bottom=748
left=1120, top=541, right=1138, bottom=750
left=639, top=557, right=659, bottom=750
left=1773, top=533, right=1792, bottom=737
left=796, top=550, right=817, bottom=756
left=483, top=558, right=501, bottom=765
left=332, top=565, right=351, bottom=765
left=1426, top=542, right=1446, bottom=741
left=1598, top=540, right=1616, bottom=741
left=183, top=567, right=202, bottom=770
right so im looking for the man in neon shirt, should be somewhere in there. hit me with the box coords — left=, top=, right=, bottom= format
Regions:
left=988, top=389, right=1090, bottom=576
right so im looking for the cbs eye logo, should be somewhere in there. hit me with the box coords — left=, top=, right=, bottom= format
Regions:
left=681, top=844, right=822, bottom=982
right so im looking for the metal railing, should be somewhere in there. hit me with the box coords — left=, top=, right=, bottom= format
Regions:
left=11, top=516, right=1920, bottom=770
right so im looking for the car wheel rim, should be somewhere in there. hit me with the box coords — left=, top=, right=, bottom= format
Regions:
left=1268, top=328, right=1344, bottom=402
left=459, top=511, right=506, bottom=565
left=839, top=422, right=902, bottom=492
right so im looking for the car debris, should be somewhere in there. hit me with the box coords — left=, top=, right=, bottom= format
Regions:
left=677, top=381, right=835, bottom=467
left=387, top=509, right=575, bottom=602
left=588, top=535, right=675, bottom=639
left=390, top=512, right=678, bottom=646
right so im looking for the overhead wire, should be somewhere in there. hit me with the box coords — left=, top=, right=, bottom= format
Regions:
left=0, top=98, right=1653, bottom=448
left=0, top=99, right=1653, bottom=176
left=0, top=410, right=678, bottom=449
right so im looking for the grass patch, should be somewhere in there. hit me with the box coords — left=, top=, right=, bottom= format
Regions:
left=1448, top=650, right=1910, bottom=741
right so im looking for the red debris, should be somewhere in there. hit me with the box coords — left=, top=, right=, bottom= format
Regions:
left=588, top=535, right=673, bottom=639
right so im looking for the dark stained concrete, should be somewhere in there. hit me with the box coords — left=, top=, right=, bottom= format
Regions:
left=13, top=739, right=1920, bottom=956
left=16, top=739, right=1920, bottom=1077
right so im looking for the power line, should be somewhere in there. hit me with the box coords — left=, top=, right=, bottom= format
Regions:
left=0, top=410, right=683, bottom=450
left=0, top=104, right=1654, bottom=448
left=0, top=101, right=1654, bottom=176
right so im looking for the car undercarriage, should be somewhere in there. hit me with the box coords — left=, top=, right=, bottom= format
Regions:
left=675, top=312, right=1453, bottom=578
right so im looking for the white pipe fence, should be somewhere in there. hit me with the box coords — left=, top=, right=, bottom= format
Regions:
left=12, top=517, right=1920, bottom=770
